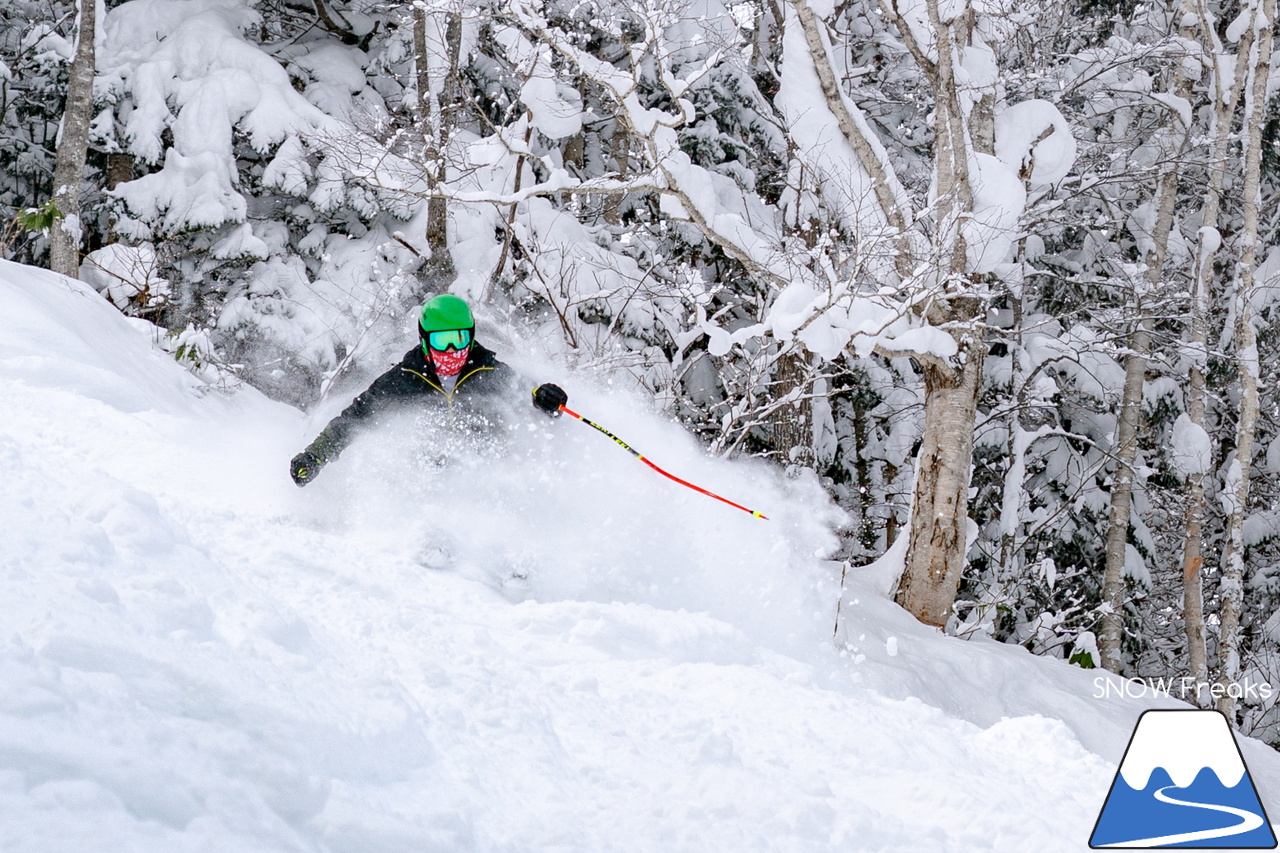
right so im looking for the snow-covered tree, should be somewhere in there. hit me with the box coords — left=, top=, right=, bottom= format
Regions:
left=7, top=0, right=1280, bottom=733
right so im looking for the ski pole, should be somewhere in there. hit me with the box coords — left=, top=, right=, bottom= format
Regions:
left=558, top=404, right=768, bottom=520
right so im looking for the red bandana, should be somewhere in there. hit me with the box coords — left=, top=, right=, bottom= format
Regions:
left=430, top=346, right=469, bottom=379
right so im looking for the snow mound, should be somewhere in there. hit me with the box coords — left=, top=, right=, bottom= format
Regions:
left=0, top=260, right=200, bottom=414
left=3, top=260, right=1280, bottom=852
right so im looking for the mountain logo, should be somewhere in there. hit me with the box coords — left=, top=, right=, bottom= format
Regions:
left=1090, top=709, right=1277, bottom=848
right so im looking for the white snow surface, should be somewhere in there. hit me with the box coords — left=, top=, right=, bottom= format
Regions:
left=4, top=259, right=1280, bottom=851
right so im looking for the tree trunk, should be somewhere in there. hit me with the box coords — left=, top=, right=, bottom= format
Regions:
left=1182, top=228, right=1214, bottom=694
left=49, top=0, right=96, bottom=279
left=1217, top=0, right=1273, bottom=720
left=1097, top=37, right=1195, bottom=672
left=896, top=333, right=984, bottom=626
left=603, top=120, right=629, bottom=226
left=770, top=349, right=815, bottom=470
left=413, top=7, right=458, bottom=290
left=924, top=6, right=975, bottom=275
left=851, top=380, right=880, bottom=556
left=1098, top=322, right=1150, bottom=671
left=892, top=0, right=996, bottom=626
left=105, top=153, right=133, bottom=191
left=888, top=1, right=994, bottom=625
left=413, top=8, right=431, bottom=127
left=1181, top=0, right=1254, bottom=693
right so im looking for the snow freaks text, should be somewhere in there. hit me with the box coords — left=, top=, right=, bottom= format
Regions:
left=1094, top=677, right=1275, bottom=703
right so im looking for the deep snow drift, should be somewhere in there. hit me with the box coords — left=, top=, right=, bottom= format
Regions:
left=3, top=259, right=1279, bottom=852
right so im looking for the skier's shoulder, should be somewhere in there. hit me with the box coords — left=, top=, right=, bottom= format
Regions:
left=357, top=347, right=429, bottom=397
left=396, top=345, right=427, bottom=370
left=468, top=342, right=503, bottom=371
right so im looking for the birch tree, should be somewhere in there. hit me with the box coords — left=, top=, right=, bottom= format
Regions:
left=48, top=0, right=95, bottom=278
left=1178, top=0, right=1256, bottom=695
left=872, top=0, right=1002, bottom=627
left=1217, top=0, right=1275, bottom=720
left=413, top=5, right=462, bottom=290
left=1098, top=24, right=1198, bottom=672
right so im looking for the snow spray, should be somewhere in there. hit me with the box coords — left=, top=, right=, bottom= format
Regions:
left=556, top=403, right=768, bottom=520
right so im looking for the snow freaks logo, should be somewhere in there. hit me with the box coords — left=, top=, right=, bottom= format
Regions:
left=1090, top=710, right=1277, bottom=848
left=1093, top=675, right=1275, bottom=704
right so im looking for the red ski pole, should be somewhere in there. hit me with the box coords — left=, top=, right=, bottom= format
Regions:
left=558, top=405, right=768, bottom=520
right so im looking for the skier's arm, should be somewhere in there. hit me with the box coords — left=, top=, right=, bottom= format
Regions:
left=290, top=367, right=407, bottom=486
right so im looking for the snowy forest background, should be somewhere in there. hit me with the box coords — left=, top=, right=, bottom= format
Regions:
left=3, top=0, right=1280, bottom=736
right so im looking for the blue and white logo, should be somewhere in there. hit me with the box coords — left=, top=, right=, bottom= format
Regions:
left=1091, top=709, right=1277, bottom=848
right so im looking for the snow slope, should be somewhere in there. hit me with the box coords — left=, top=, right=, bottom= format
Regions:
left=2, top=259, right=1279, bottom=852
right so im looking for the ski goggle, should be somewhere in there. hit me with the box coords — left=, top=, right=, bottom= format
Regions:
left=425, top=328, right=472, bottom=352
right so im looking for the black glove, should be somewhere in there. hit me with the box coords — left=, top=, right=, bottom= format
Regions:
left=290, top=451, right=324, bottom=486
left=532, top=383, right=567, bottom=416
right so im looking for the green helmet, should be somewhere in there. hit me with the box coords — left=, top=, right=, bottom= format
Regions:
left=419, top=294, right=473, bottom=335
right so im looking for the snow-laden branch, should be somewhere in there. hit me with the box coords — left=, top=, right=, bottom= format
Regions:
left=790, top=0, right=914, bottom=250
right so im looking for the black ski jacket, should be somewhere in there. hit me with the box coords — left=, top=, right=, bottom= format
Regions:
left=305, top=342, right=518, bottom=463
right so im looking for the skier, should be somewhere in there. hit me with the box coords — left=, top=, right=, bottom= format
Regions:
left=290, top=294, right=567, bottom=486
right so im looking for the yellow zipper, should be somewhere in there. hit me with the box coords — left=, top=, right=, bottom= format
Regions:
left=401, top=365, right=495, bottom=428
